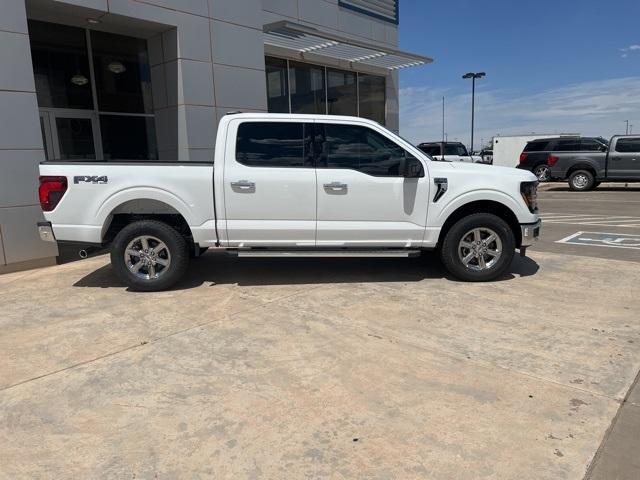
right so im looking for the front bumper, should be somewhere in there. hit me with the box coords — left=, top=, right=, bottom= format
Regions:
left=37, top=221, right=56, bottom=243
left=520, top=219, right=541, bottom=247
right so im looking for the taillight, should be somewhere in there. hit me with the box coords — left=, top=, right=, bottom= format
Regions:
left=547, top=155, right=559, bottom=167
left=39, top=176, right=67, bottom=211
left=519, top=152, right=528, bottom=163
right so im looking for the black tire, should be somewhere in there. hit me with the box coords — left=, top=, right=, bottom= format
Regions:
left=533, top=164, right=550, bottom=182
left=110, top=220, right=189, bottom=291
left=568, top=170, right=595, bottom=191
left=440, top=213, right=515, bottom=282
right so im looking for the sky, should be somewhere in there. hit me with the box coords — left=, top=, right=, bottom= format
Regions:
left=397, top=0, right=640, bottom=150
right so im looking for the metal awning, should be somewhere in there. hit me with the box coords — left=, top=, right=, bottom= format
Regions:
left=263, top=21, right=432, bottom=71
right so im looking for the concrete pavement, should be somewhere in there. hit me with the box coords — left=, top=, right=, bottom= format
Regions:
left=1, top=247, right=639, bottom=479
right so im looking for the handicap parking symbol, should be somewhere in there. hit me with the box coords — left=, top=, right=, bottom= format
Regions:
left=557, top=231, right=640, bottom=250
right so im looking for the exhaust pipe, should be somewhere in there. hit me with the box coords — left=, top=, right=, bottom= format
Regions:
left=78, top=247, right=100, bottom=259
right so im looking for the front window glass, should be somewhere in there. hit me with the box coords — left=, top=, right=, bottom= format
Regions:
left=318, top=124, right=409, bottom=177
left=29, top=20, right=93, bottom=109
left=358, top=74, right=385, bottom=125
left=265, top=57, right=289, bottom=113
left=90, top=31, right=153, bottom=113
left=236, top=122, right=312, bottom=167
left=327, top=69, right=357, bottom=116
left=289, top=61, right=326, bottom=114
left=615, top=138, right=640, bottom=153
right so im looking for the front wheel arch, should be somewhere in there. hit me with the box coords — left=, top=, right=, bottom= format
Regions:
left=437, top=200, right=522, bottom=248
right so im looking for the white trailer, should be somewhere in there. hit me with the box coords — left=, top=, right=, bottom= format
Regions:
left=491, top=133, right=579, bottom=168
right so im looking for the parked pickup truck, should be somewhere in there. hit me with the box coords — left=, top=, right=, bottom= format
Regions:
left=38, top=113, right=541, bottom=291
left=548, top=135, right=640, bottom=191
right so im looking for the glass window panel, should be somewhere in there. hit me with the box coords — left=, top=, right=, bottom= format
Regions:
left=28, top=20, right=93, bottom=109
left=91, top=31, right=153, bottom=113
left=289, top=61, right=326, bottom=114
left=615, top=138, right=640, bottom=153
left=55, top=118, right=96, bottom=160
left=418, top=144, right=441, bottom=156
left=100, top=115, right=157, bottom=160
left=236, top=122, right=313, bottom=168
left=319, top=124, right=408, bottom=177
left=265, top=57, right=289, bottom=113
left=358, top=74, right=385, bottom=125
left=327, top=69, right=357, bottom=116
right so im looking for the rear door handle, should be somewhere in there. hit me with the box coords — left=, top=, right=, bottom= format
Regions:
left=323, top=182, right=348, bottom=190
left=230, top=180, right=255, bottom=189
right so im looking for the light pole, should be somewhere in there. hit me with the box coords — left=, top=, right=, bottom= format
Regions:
left=625, top=120, right=629, bottom=135
left=462, top=72, right=485, bottom=153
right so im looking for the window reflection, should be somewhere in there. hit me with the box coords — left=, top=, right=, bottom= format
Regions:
left=265, top=57, right=289, bottom=113
left=358, top=74, right=385, bottom=124
left=327, top=69, right=357, bottom=116
left=29, top=20, right=93, bottom=109
left=264, top=58, right=386, bottom=125
left=55, top=118, right=96, bottom=160
left=289, top=61, right=326, bottom=114
left=100, top=115, right=157, bottom=160
left=91, top=31, right=153, bottom=113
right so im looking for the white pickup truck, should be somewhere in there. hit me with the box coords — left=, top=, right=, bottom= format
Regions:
left=38, top=113, right=540, bottom=291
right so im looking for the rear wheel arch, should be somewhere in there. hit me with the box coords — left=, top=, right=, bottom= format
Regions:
left=437, top=200, right=522, bottom=248
left=102, top=199, right=193, bottom=246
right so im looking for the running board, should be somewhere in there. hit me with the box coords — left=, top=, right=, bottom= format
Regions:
left=236, top=250, right=421, bottom=258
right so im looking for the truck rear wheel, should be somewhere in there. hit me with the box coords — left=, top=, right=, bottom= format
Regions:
left=110, top=220, right=189, bottom=291
left=568, top=170, right=595, bottom=191
left=440, top=213, right=515, bottom=282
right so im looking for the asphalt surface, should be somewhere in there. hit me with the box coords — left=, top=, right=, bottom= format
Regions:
left=534, top=184, right=640, bottom=263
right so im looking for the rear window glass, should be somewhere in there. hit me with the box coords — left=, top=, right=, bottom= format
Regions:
left=524, top=141, right=551, bottom=152
left=235, top=122, right=312, bottom=167
left=554, top=139, right=581, bottom=151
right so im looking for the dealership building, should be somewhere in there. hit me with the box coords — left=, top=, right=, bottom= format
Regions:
left=0, top=0, right=429, bottom=273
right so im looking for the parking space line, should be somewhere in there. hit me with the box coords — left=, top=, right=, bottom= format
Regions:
left=557, top=231, right=640, bottom=250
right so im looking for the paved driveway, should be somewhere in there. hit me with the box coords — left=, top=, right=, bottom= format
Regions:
left=1, top=247, right=639, bottom=479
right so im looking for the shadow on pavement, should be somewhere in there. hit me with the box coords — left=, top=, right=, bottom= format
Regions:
left=73, top=251, right=540, bottom=291
left=542, top=186, right=640, bottom=192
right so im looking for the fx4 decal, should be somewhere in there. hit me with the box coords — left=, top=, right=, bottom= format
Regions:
left=74, top=175, right=108, bottom=184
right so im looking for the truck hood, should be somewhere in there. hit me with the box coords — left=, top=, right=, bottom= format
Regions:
left=449, top=162, right=538, bottom=181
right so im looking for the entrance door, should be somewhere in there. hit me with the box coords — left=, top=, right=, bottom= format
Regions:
left=608, top=137, right=640, bottom=179
left=315, top=122, right=430, bottom=247
left=223, top=119, right=317, bottom=247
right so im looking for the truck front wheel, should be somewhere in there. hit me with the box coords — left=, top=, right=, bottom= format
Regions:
left=440, top=213, right=515, bottom=282
left=568, top=170, right=595, bottom=191
left=110, top=220, right=189, bottom=291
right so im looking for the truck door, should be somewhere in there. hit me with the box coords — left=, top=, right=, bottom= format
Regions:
left=315, top=122, right=430, bottom=247
left=223, top=120, right=316, bottom=247
left=608, top=137, right=640, bottom=179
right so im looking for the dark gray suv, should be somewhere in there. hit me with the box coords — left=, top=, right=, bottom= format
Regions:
left=517, top=137, right=608, bottom=181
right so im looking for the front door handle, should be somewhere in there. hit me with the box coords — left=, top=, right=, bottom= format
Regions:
left=230, top=180, right=255, bottom=190
left=323, top=182, right=348, bottom=191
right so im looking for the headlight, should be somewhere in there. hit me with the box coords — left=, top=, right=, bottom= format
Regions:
left=520, top=181, right=538, bottom=213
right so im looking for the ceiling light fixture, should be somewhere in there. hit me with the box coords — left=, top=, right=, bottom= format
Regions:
left=70, top=74, right=89, bottom=86
left=107, top=61, right=126, bottom=74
